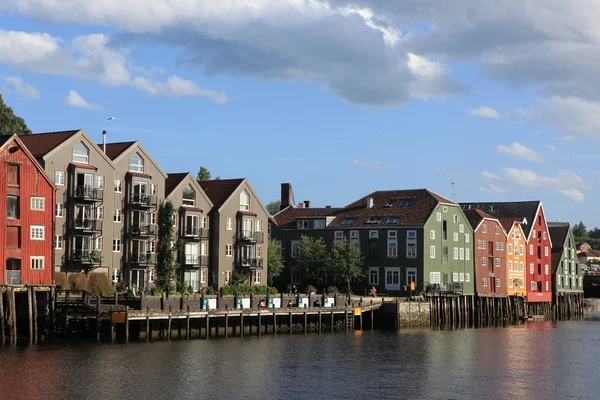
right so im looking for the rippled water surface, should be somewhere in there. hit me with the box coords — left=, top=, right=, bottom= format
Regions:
left=1, top=313, right=600, bottom=400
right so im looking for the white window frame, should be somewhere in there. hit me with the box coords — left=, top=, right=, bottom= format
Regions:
left=56, top=203, right=64, bottom=218
left=54, top=235, right=62, bottom=250
left=407, top=230, right=417, bottom=239
left=313, top=220, right=325, bottom=229
left=30, top=256, right=44, bottom=270
left=384, top=267, right=400, bottom=290
left=254, top=271, right=261, bottom=284
left=453, top=232, right=458, bottom=242
left=226, top=244, right=233, bottom=257
left=369, top=267, right=379, bottom=285
left=430, top=272, right=441, bottom=284
left=114, top=209, right=122, bottom=223
left=436, top=212, right=442, bottom=222
left=387, top=239, right=398, bottom=258
left=465, top=248, right=470, bottom=261
left=465, top=234, right=469, bottom=243
left=297, top=220, right=309, bottom=230
left=406, top=240, right=417, bottom=259
left=481, top=224, right=487, bottom=233
left=239, top=190, right=250, bottom=211
left=226, top=218, right=233, bottom=231
left=150, top=184, right=157, bottom=196
left=430, top=246, right=435, bottom=259
left=30, top=225, right=45, bottom=240
left=545, top=247, right=548, bottom=256
left=129, top=153, right=144, bottom=173
left=459, top=224, right=464, bottom=233
left=73, top=142, right=89, bottom=164
left=31, top=197, right=45, bottom=211
left=369, top=230, right=379, bottom=239
left=482, top=278, right=488, bottom=287
left=495, top=258, right=500, bottom=267
left=530, top=245, right=533, bottom=255
left=530, top=264, right=534, bottom=274
left=95, top=175, right=104, bottom=190
left=545, top=264, right=549, bottom=275
left=200, top=270, right=206, bottom=284
left=453, top=247, right=458, bottom=260
left=430, top=230, right=435, bottom=240
left=256, top=220, right=261, bottom=232
left=465, top=273, right=471, bottom=282
left=113, top=239, right=121, bottom=252
left=388, top=230, right=397, bottom=239
left=55, top=170, right=65, bottom=186
left=114, top=179, right=123, bottom=193
left=112, top=269, right=120, bottom=283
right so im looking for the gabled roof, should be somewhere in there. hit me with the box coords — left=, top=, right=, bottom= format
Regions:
left=548, top=222, right=570, bottom=250
left=199, top=178, right=244, bottom=210
left=497, top=217, right=525, bottom=233
left=460, top=201, right=541, bottom=238
left=274, top=207, right=343, bottom=229
left=0, top=135, right=56, bottom=190
left=165, top=173, right=189, bottom=197
left=579, top=250, right=600, bottom=258
left=96, top=141, right=136, bottom=161
left=327, top=189, right=455, bottom=228
left=463, top=209, right=507, bottom=235
left=18, top=130, right=81, bottom=158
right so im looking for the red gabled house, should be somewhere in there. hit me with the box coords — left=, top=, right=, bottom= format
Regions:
left=0, top=135, right=56, bottom=285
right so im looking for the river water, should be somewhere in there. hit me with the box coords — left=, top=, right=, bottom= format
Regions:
left=1, top=313, right=600, bottom=400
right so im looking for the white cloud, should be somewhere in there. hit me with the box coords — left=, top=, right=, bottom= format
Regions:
left=560, top=135, right=575, bottom=142
left=3, top=76, right=40, bottom=99
left=0, top=29, right=225, bottom=102
left=545, top=144, right=557, bottom=152
left=480, top=184, right=508, bottom=195
left=481, top=170, right=503, bottom=182
left=497, top=142, right=543, bottom=162
left=466, top=106, right=505, bottom=119
left=65, top=90, right=101, bottom=110
left=351, top=159, right=388, bottom=169
left=560, top=188, right=585, bottom=203
left=499, top=167, right=588, bottom=202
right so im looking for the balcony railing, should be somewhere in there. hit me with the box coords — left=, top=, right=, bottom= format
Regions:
left=6, top=270, right=21, bottom=285
left=130, top=252, right=156, bottom=266
left=184, top=226, right=210, bottom=239
left=72, top=250, right=102, bottom=266
left=130, top=194, right=157, bottom=207
left=424, top=281, right=464, bottom=296
left=74, top=218, right=102, bottom=233
left=239, top=230, right=264, bottom=243
left=73, top=186, right=103, bottom=202
left=237, top=258, right=264, bottom=270
left=130, top=223, right=157, bottom=237
left=181, top=255, right=208, bottom=266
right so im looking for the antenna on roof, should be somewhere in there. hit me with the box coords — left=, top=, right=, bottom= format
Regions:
left=451, top=182, right=456, bottom=202
left=104, top=117, right=118, bottom=154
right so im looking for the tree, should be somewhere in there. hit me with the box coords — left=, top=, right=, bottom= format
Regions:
left=296, top=236, right=327, bottom=287
left=197, top=166, right=211, bottom=181
left=267, top=237, right=284, bottom=285
left=156, top=201, right=177, bottom=291
left=573, top=221, right=587, bottom=238
left=589, top=228, right=600, bottom=239
left=266, top=200, right=281, bottom=215
left=327, top=238, right=365, bottom=293
left=0, top=94, right=31, bottom=136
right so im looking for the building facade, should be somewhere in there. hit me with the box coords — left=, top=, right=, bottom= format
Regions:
left=549, top=222, right=583, bottom=296
left=0, top=135, right=56, bottom=285
left=500, top=219, right=527, bottom=297
left=165, top=173, right=213, bottom=292
left=199, top=178, right=269, bottom=289
left=464, top=209, right=508, bottom=295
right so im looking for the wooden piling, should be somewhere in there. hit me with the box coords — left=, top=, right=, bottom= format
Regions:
left=318, top=312, right=322, bottom=334
left=205, top=316, right=210, bottom=339
left=289, top=312, right=293, bottom=335
left=146, top=316, right=150, bottom=342
left=167, top=314, right=172, bottom=340
left=0, top=288, right=5, bottom=345
left=304, top=311, right=307, bottom=334
left=258, top=313, right=262, bottom=337
left=330, top=312, right=334, bottom=334
left=31, top=287, right=38, bottom=344
left=273, top=311, right=277, bottom=335
left=125, top=307, right=130, bottom=343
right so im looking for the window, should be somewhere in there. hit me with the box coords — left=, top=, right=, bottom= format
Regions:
left=30, top=226, right=44, bottom=240
left=129, top=153, right=144, bottom=172
left=114, top=180, right=123, bottom=193
left=7, top=195, right=19, bottom=219
left=366, top=217, right=381, bottom=224
left=95, top=237, right=103, bottom=251
left=453, top=232, right=458, bottom=242
left=407, top=240, right=417, bottom=258
left=226, top=271, right=232, bottom=284
left=465, top=234, right=470, bottom=243
left=442, top=246, right=448, bottom=263
left=30, top=257, right=44, bottom=270
left=508, top=244, right=513, bottom=255
left=509, top=261, right=513, bottom=271
left=519, top=245, right=524, bottom=255
left=54, top=235, right=63, bottom=249
left=73, top=142, right=89, bottom=164
left=495, top=226, right=499, bottom=234
left=482, top=257, right=487, bottom=267
left=453, top=214, right=458, bottom=223
left=459, top=273, right=465, bottom=282
left=113, top=239, right=121, bottom=252
left=496, top=258, right=500, bottom=267
left=545, top=281, right=549, bottom=291
left=442, top=220, right=447, bottom=240
left=334, top=231, right=344, bottom=245
left=297, top=220, right=309, bottom=229
left=254, top=271, right=261, bottom=284
left=509, top=277, right=513, bottom=288
left=55, top=171, right=65, bottom=186
left=150, top=184, right=157, bottom=196
left=150, top=212, right=156, bottom=225
left=482, top=278, right=488, bottom=287
left=452, top=273, right=459, bottom=282
left=465, top=248, right=470, bottom=260
left=200, top=270, right=206, bottom=284
left=407, top=230, right=416, bottom=239
left=342, top=218, right=356, bottom=226
left=29, top=197, right=44, bottom=211
left=459, top=248, right=464, bottom=260
left=385, top=268, right=400, bottom=288
left=350, top=230, right=360, bottom=245
left=430, top=230, right=435, bottom=240
left=114, top=209, right=122, bottom=223
left=530, top=245, right=533, bottom=255
left=453, top=247, right=458, bottom=260
left=95, top=176, right=104, bottom=190
left=520, top=262, right=524, bottom=271
left=386, top=217, right=400, bottom=224
left=436, top=212, right=442, bottom=222
left=482, top=224, right=487, bottom=233
left=291, top=241, right=301, bottom=258
left=257, top=246, right=262, bottom=258
left=545, top=264, right=548, bottom=275
left=530, top=263, right=534, bottom=274
left=7, top=164, right=19, bottom=186
left=459, top=224, right=464, bottom=233
left=226, top=218, right=233, bottom=230
left=443, top=206, right=448, bottom=213
left=430, top=246, right=435, bottom=259
left=388, top=231, right=397, bottom=239
left=369, top=267, right=379, bottom=285
left=148, top=270, right=154, bottom=283
left=496, top=279, right=501, bottom=288
left=465, top=273, right=470, bottom=282
left=430, top=272, right=441, bottom=284
left=95, top=206, right=103, bottom=221
left=239, top=190, right=250, bottom=211
left=226, top=244, right=233, bottom=257
left=291, top=271, right=301, bottom=284
left=369, top=230, right=379, bottom=239
left=313, top=220, right=325, bottom=229
left=112, top=269, right=120, bottom=283
left=545, top=247, right=548, bottom=256
left=398, top=198, right=414, bottom=207
left=149, top=241, right=156, bottom=253
left=543, top=232, right=546, bottom=240
left=387, top=239, right=398, bottom=258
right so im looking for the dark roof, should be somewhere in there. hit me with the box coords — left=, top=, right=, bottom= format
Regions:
left=329, top=189, right=455, bottom=228
left=580, top=250, right=600, bottom=258
left=0, top=135, right=14, bottom=147
left=19, top=130, right=80, bottom=157
left=497, top=217, right=524, bottom=232
left=460, top=201, right=540, bottom=238
left=97, top=141, right=136, bottom=160
left=199, top=178, right=244, bottom=210
left=165, top=173, right=190, bottom=197
left=463, top=209, right=494, bottom=231
left=548, top=222, right=570, bottom=250
left=274, top=207, right=343, bottom=229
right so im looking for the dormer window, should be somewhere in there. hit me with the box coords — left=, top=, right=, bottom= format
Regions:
left=297, top=220, right=309, bottom=230
left=240, top=190, right=250, bottom=211
left=73, top=142, right=89, bottom=164
left=342, top=218, right=356, bottom=226
left=182, top=184, right=195, bottom=207
left=130, top=153, right=144, bottom=173
left=366, top=217, right=381, bottom=224
left=386, top=217, right=400, bottom=224
left=398, top=198, right=414, bottom=207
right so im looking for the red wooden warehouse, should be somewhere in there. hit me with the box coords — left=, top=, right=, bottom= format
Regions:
left=0, top=135, right=56, bottom=285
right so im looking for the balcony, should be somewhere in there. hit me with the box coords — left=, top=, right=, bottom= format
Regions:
left=237, top=258, right=264, bottom=270
left=130, top=194, right=157, bottom=208
left=130, top=223, right=157, bottom=237
left=72, top=250, right=102, bottom=267
left=239, top=230, right=264, bottom=243
left=73, top=186, right=103, bottom=202
left=6, top=270, right=21, bottom=285
left=73, top=218, right=102, bottom=233
left=130, top=252, right=156, bottom=266
left=181, top=255, right=209, bottom=267
left=183, top=226, right=209, bottom=240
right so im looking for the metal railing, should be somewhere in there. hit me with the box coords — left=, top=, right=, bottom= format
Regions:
left=73, top=186, right=103, bottom=202
left=184, top=226, right=210, bottom=239
left=424, top=281, right=464, bottom=295
left=6, top=270, right=21, bottom=285
left=74, top=218, right=102, bottom=232
left=240, top=230, right=264, bottom=243
left=72, top=250, right=102, bottom=265
left=130, top=252, right=156, bottom=265
left=130, top=223, right=157, bottom=236
left=130, top=194, right=157, bottom=207
left=237, top=258, right=264, bottom=269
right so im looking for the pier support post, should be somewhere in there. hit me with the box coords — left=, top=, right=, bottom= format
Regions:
left=31, top=287, right=38, bottom=344
left=0, top=288, right=4, bottom=345
left=240, top=312, right=244, bottom=338
left=146, top=316, right=150, bottom=342
left=125, top=307, right=130, bottom=343
left=331, top=312, right=334, bottom=334
left=304, top=311, right=307, bottom=334
left=318, top=312, right=322, bottom=334
left=167, top=314, right=172, bottom=341
left=258, top=313, right=262, bottom=337
left=289, top=312, right=293, bottom=335
left=273, top=311, right=277, bottom=335
left=205, top=316, right=209, bottom=339
left=26, top=287, right=33, bottom=344
left=225, top=314, right=229, bottom=339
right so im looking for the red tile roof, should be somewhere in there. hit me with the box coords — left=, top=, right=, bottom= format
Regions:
left=579, top=250, right=600, bottom=258
left=497, top=217, right=523, bottom=232
left=165, top=173, right=189, bottom=197
left=199, top=178, right=244, bottom=210
left=19, top=130, right=80, bottom=157
left=238, top=210, right=257, bottom=216
left=274, top=207, right=343, bottom=229
left=71, top=163, right=97, bottom=170
left=97, top=141, right=136, bottom=160
left=128, top=171, right=152, bottom=179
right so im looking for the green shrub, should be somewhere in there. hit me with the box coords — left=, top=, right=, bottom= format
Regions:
left=305, top=285, right=317, bottom=294
left=207, top=287, right=215, bottom=295
left=55, top=272, right=67, bottom=288
left=326, top=286, right=339, bottom=294
left=268, top=287, right=278, bottom=295
left=87, top=272, right=113, bottom=295
left=68, top=273, right=87, bottom=290
left=187, top=285, right=194, bottom=294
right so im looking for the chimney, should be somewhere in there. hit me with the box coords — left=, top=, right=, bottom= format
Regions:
left=102, top=130, right=107, bottom=154
left=367, top=197, right=374, bottom=209
left=325, top=205, right=332, bottom=209
left=297, top=202, right=304, bottom=208
left=304, top=200, right=311, bottom=208
left=280, top=183, right=293, bottom=211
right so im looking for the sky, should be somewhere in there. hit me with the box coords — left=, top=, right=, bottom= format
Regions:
left=0, top=1, right=598, bottom=226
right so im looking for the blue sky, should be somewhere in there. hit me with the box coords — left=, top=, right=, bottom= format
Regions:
left=0, top=1, right=597, bottom=226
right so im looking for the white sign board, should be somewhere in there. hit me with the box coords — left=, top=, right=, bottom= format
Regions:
left=324, top=297, right=335, bottom=308
left=269, top=298, right=281, bottom=308
left=203, top=298, right=217, bottom=310
left=298, top=297, right=309, bottom=308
